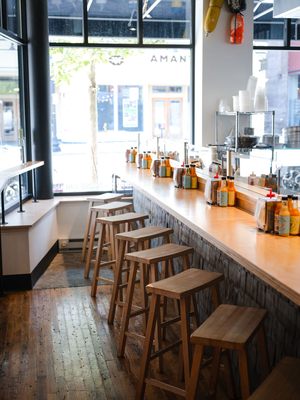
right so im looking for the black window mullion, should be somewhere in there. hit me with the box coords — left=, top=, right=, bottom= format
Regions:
left=1, top=0, right=7, bottom=29
left=283, top=19, right=291, bottom=47
left=82, top=0, right=88, bottom=44
left=137, top=0, right=143, bottom=45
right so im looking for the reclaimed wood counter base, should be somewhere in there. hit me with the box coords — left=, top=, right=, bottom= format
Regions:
left=133, top=189, right=300, bottom=374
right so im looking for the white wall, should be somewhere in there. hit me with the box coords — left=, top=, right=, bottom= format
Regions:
left=57, top=200, right=88, bottom=240
left=195, top=0, right=253, bottom=146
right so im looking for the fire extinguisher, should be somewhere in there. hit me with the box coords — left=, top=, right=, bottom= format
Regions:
left=227, top=0, right=247, bottom=45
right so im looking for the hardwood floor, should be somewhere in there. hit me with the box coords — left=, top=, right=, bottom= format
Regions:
left=0, top=283, right=230, bottom=399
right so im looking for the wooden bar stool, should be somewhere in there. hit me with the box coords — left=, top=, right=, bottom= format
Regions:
left=108, top=226, right=174, bottom=325
left=84, top=201, right=133, bottom=278
left=90, top=212, right=149, bottom=297
left=81, top=193, right=124, bottom=262
left=186, top=304, right=269, bottom=400
left=248, top=357, right=300, bottom=400
left=117, top=243, right=194, bottom=358
left=135, top=268, right=224, bottom=399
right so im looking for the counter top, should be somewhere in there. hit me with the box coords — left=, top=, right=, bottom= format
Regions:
left=121, top=164, right=300, bottom=306
left=0, top=161, right=44, bottom=192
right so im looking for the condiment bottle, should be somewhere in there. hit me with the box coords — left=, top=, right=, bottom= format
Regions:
left=274, top=196, right=282, bottom=234
left=165, top=156, right=172, bottom=177
left=290, top=195, right=300, bottom=236
left=141, top=152, right=148, bottom=169
left=129, top=147, right=134, bottom=163
left=133, top=147, right=137, bottom=162
left=227, top=176, right=236, bottom=207
left=278, top=196, right=290, bottom=237
left=287, top=195, right=293, bottom=212
left=125, top=149, right=130, bottom=163
left=182, top=164, right=191, bottom=189
left=190, top=164, right=198, bottom=189
left=147, top=151, right=152, bottom=169
left=159, top=157, right=166, bottom=177
left=217, top=177, right=228, bottom=207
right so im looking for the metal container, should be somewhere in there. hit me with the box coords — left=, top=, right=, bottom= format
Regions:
left=282, top=126, right=300, bottom=148
left=173, top=167, right=184, bottom=187
left=150, top=159, right=160, bottom=177
left=204, top=177, right=220, bottom=205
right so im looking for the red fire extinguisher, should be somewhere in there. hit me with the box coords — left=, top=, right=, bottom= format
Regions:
left=230, top=12, right=244, bottom=44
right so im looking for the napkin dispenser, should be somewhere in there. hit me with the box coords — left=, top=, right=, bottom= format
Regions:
left=204, top=177, right=220, bottom=205
left=254, top=194, right=278, bottom=232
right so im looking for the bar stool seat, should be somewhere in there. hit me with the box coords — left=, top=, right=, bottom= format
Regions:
left=81, top=193, right=124, bottom=262
left=84, top=201, right=133, bottom=278
left=117, top=243, right=194, bottom=358
left=187, top=304, right=269, bottom=400
left=90, top=212, right=149, bottom=297
left=248, top=357, right=300, bottom=400
left=108, top=226, right=174, bottom=325
left=135, top=268, right=223, bottom=399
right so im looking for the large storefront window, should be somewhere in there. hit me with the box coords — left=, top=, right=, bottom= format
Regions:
left=0, top=36, right=24, bottom=208
left=50, top=47, right=191, bottom=193
left=48, top=0, right=192, bottom=45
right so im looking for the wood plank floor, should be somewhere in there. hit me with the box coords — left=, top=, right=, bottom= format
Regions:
left=0, top=283, right=230, bottom=399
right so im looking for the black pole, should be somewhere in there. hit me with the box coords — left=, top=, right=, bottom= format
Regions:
left=26, top=0, right=53, bottom=199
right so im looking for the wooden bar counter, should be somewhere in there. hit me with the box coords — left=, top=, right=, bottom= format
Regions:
left=120, top=163, right=300, bottom=371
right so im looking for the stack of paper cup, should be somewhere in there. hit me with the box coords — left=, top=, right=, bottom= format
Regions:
left=239, top=90, right=252, bottom=112
left=232, top=95, right=239, bottom=111
left=254, top=87, right=268, bottom=111
left=247, top=76, right=258, bottom=104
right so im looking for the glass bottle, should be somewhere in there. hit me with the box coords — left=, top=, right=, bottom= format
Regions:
left=278, top=196, right=290, bottom=237
left=287, top=195, right=293, bottom=212
left=129, top=147, right=134, bottom=163
left=290, top=195, right=300, bottom=236
left=141, top=151, right=148, bottom=169
left=190, top=164, right=198, bottom=189
left=217, top=177, right=228, bottom=207
left=159, top=157, right=166, bottom=177
left=165, top=156, right=172, bottom=177
left=133, top=147, right=137, bottom=163
left=147, top=151, right=152, bottom=169
left=227, top=176, right=236, bottom=206
left=182, top=164, right=191, bottom=189
left=274, top=196, right=282, bottom=234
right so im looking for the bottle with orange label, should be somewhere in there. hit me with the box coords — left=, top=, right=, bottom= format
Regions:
left=146, top=151, right=152, bottom=169
left=217, top=177, right=228, bottom=207
left=227, top=176, right=236, bottom=206
left=278, top=196, right=290, bottom=237
left=182, top=164, right=191, bottom=189
left=290, top=195, right=300, bottom=235
left=190, top=164, right=198, bottom=189
left=141, top=152, right=147, bottom=169
left=165, top=156, right=172, bottom=177
left=274, top=196, right=282, bottom=234
left=159, top=157, right=166, bottom=177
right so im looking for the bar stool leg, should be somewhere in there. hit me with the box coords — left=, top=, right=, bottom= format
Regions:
left=91, top=224, right=106, bottom=297
left=238, top=348, right=250, bottom=400
left=118, top=261, right=138, bottom=357
left=180, top=296, right=192, bottom=385
left=208, top=347, right=222, bottom=396
left=186, top=344, right=204, bottom=400
left=81, top=201, right=94, bottom=261
left=139, top=263, right=148, bottom=333
left=108, top=239, right=126, bottom=325
left=135, top=293, right=161, bottom=400
left=84, top=212, right=98, bottom=279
